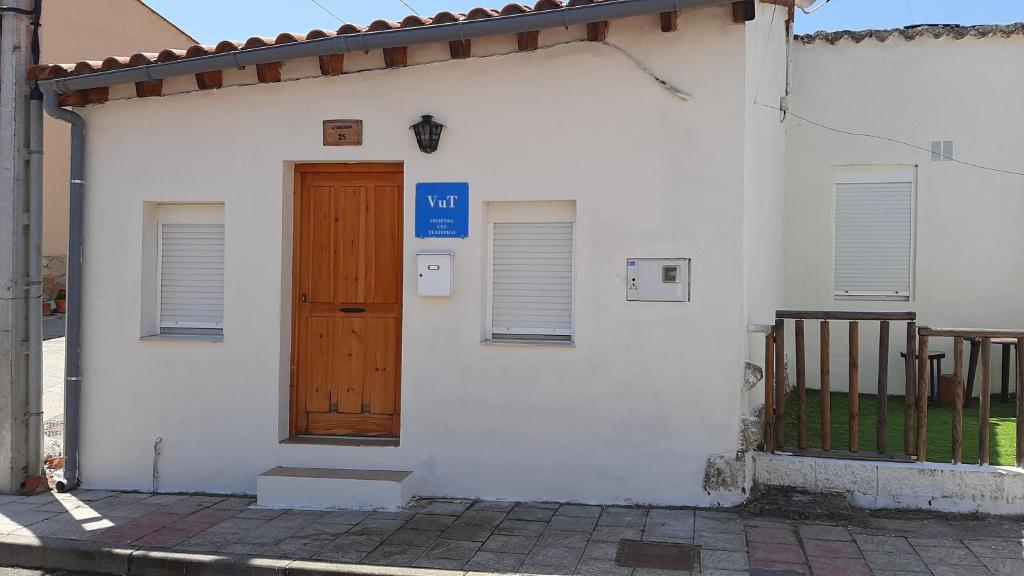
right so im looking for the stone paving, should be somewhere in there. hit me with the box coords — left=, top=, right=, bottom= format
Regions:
left=0, top=490, right=1021, bottom=575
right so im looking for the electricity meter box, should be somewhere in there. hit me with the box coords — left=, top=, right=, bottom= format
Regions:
left=417, top=250, right=453, bottom=296
left=626, top=258, right=690, bottom=302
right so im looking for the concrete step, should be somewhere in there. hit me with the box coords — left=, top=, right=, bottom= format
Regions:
left=256, top=467, right=413, bottom=510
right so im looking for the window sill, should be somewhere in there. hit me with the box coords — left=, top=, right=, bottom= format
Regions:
left=481, top=339, right=575, bottom=348
left=140, top=333, right=224, bottom=342
left=833, top=294, right=911, bottom=302
left=281, top=435, right=400, bottom=448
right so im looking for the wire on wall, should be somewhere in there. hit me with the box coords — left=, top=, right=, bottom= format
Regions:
left=755, top=100, right=1024, bottom=177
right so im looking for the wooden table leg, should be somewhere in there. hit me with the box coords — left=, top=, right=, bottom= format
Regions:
left=966, top=339, right=980, bottom=408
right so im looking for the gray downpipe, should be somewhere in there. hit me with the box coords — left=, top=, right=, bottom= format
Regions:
left=41, top=92, right=83, bottom=493
left=38, top=0, right=730, bottom=93
left=27, top=92, right=43, bottom=478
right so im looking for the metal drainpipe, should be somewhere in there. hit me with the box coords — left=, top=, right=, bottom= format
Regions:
left=27, top=88, right=43, bottom=478
left=41, top=91, right=83, bottom=493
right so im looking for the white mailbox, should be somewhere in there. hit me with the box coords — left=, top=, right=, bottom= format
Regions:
left=626, top=258, right=690, bottom=302
left=417, top=250, right=453, bottom=296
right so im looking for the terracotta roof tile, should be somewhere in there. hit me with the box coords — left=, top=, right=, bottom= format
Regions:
left=500, top=4, right=533, bottom=16
left=797, top=22, right=1024, bottom=45
left=430, top=11, right=465, bottom=24
left=305, top=29, right=334, bottom=41
left=30, top=0, right=624, bottom=83
left=337, top=23, right=366, bottom=35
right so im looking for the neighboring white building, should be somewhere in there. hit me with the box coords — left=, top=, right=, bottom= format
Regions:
left=784, top=23, right=1024, bottom=396
left=32, top=0, right=1024, bottom=507
left=33, top=0, right=788, bottom=505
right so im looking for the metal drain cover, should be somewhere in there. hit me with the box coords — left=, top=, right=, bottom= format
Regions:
left=615, top=540, right=698, bottom=571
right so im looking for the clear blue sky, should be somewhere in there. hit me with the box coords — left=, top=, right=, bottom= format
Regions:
left=144, top=0, right=1023, bottom=44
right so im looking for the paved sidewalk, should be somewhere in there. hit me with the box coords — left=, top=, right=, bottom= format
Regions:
left=0, top=490, right=1021, bottom=575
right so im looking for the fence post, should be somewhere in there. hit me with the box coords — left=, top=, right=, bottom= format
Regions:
left=1017, top=337, right=1023, bottom=469
left=916, top=334, right=929, bottom=462
left=774, top=319, right=786, bottom=451
left=849, top=321, right=860, bottom=452
left=905, top=322, right=917, bottom=456
left=980, top=338, right=991, bottom=465
left=953, top=337, right=964, bottom=464
left=764, top=330, right=775, bottom=453
left=821, top=320, right=831, bottom=451
left=877, top=320, right=889, bottom=455
left=796, top=320, right=807, bottom=450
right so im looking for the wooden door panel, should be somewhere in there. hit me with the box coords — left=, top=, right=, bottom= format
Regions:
left=366, top=318, right=398, bottom=415
left=372, top=186, right=401, bottom=305
left=335, top=317, right=366, bottom=414
left=307, top=412, right=394, bottom=436
left=308, top=186, right=335, bottom=303
left=292, top=165, right=403, bottom=438
left=336, top=186, right=365, bottom=303
left=304, top=315, right=333, bottom=413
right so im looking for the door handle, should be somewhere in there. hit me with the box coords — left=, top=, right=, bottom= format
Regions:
left=340, top=307, right=367, bottom=313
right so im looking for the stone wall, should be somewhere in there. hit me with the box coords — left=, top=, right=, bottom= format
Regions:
left=42, top=255, right=65, bottom=301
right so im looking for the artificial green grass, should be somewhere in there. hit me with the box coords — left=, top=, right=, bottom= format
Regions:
left=782, top=390, right=1019, bottom=466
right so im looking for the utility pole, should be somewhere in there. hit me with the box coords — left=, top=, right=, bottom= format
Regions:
left=0, top=0, right=35, bottom=493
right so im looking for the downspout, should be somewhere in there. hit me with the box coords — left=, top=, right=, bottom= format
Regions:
left=27, top=86, right=42, bottom=480
left=41, top=91, right=83, bottom=493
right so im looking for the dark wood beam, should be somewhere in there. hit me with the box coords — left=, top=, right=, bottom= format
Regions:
left=58, top=91, right=84, bottom=107
left=660, top=11, right=679, bottom=32
left=586, top=21, right=609, bottom=41
left=195, top=70, right=223, bottom=90
left=256, top=62, right=282, bottom=83
left=448, top=39, right=471, bottom=59
left=134, top=80, right=163, bottom=98
left=732, top=0, right=755, bottom=23
left=383, top=46, right=408, bottom=68
left=517, top=30, right=539, bottom=52
left=82, top=87, right=109, bottom=105
left=318, top=54, right=344, bottom=76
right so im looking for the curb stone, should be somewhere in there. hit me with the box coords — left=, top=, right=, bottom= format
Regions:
left=0, top=535, right=134, bottom=574
left=0, top=536, right=470, bottom=576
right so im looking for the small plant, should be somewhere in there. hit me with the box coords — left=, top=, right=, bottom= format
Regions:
left=54, top=289, right=66, bottom=314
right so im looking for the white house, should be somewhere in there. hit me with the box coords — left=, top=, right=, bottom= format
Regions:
left=31, top=0, right=1023, bottom=509
left=784, top=23, right=1024, bottom=397
left=33, top=0, right=788, bottom=507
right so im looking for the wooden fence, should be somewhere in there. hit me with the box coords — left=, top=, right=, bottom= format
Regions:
left=763, top=314, right=1023, bottom=468
left=764, top=311, right=918, bottom=460
left=917, top=327, right=1024, bottom=467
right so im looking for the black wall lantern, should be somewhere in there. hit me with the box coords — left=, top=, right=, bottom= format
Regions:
left=411, top=115, right=444, bottom=154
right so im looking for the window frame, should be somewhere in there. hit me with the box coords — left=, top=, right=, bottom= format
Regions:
left=153, top=203, right=225, bottom=336
left=484, top=201, right=576, bottom=345
left=832, top=166, right=917, bottom=301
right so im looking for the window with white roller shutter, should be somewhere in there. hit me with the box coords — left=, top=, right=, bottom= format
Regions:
left=157, top=204, right=224, bottom=333
left=486, top=201, right=576, bottom=343
left=833, top=168, right=915, bottom=299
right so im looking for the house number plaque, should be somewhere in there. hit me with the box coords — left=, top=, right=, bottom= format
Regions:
left=323, top=119, right=362, bottom=146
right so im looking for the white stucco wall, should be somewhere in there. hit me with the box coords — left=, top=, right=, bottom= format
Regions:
left=74, top=7, right=779, bottom=505
left=742, top=3, right=788, bottom=416
left=784, top=33, right=1024, bottom=394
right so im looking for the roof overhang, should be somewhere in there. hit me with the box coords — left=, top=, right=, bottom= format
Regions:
left=35, top=0, right=739, bottom=95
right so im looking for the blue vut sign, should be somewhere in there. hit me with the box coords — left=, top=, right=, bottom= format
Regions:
left=415, top=182, right=469, bottom=238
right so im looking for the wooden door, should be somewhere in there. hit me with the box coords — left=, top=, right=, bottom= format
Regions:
left=292, top=164, right=403, bottom=437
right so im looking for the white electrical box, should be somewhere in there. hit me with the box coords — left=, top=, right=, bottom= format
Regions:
left=626, top=258, right=690, bottom=302
left=417, top=250, right=453, bottom=296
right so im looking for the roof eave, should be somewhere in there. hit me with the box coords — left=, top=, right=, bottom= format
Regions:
left=38, top=0, right=734, bottom=94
